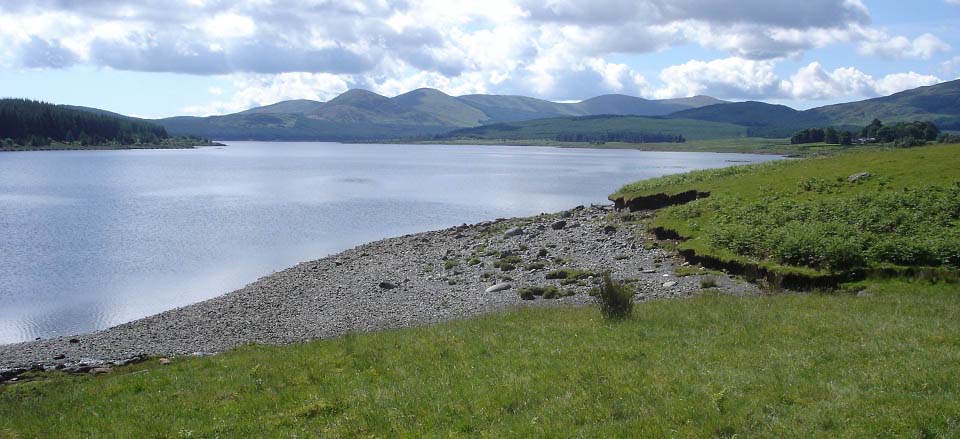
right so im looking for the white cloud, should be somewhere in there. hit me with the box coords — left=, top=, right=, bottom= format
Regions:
left=203, top=13, right=257, bottom=39
left=872, top=72, right=942, bottom=95
left=0, top=0, right=948, bottom=114
left=654, top=57, right=781, bottom=99
left=858, top=31, right=951, bottom=59
left=181, top=72, right=351, bottom=116
left=942, top=56, right=960, bottom=79
left=653, top=58, right=943, bottom=101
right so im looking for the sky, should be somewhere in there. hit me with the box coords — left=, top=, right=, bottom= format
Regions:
left=0, top=0, right=957, bottom=118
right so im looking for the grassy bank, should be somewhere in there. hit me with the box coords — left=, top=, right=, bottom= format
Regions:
left=2, top=280, right=958, bottom=437
left=611, top=143, right=960, bottom=285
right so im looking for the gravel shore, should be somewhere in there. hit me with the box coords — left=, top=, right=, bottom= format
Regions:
left=0, top=205, right=759, bottom=377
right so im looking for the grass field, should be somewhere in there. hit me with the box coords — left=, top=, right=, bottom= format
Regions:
left=2, top=280, right=958, bottom=437
left=612, top=143, right=960, bottom=281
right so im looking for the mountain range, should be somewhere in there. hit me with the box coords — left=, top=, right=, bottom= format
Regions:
left=68, top=79, right=960, bottom=142
left=156, top=88, right=730, bottom=141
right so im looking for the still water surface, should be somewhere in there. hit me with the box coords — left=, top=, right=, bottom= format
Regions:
left=0, top=142, right=781, bottom=343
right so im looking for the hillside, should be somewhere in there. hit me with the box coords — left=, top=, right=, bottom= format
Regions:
left=670, top=80, right=960, bottom=137
left=78, top=80, right=960, bottom=143
left=157, top=89, right=729, bottom=140
left=667, top=102, right=831, bottom=137
left=239, top=99, right=324, bottom=115
left=809, top=79, right=960, bottom=129
left=0, top=98, right=171, bottom=148
left=159, top=113, right=451, bottom=141
left=437, top=115, right=748, bottom=142
left=575, top=94, right=723, bottom=117
left=393, top=88, right=489, bottom=126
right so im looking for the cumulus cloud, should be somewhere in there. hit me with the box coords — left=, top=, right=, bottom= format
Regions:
left=0, top=0, right=931, bottom=74
left=0, top=0, right=948, bottom=114
left=858, top=31, right=951, bottom=59
left=181, top=72, right=354, bottom=116
left=655, top=58, right=781, bottom=99
left=654, top=58, right=942, bottom=101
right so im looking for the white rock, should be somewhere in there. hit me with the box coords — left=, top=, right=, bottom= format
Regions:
left=485, top=283, right=512, bottom=293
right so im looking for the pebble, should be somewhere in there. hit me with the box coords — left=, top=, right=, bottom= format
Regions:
left=504, top=227, right=524, bottom=237
left=0, top=205, right=760, bottom=375
left=485, top=283, right=512, bottom=293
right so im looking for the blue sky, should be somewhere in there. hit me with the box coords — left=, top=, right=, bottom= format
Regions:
left=0, top=0, right=957, bottom=118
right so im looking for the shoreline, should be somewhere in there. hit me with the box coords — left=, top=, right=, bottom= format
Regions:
left=0, top=204, right=759, bottom=377
left=0, top=142, right=225, bottom=153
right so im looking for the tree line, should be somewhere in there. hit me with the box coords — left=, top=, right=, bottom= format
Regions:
left=791, top=119, right=941, bottom=147
left=554, top=131, right=686, bottom=144
left=0, top=98, right=170, bottom=147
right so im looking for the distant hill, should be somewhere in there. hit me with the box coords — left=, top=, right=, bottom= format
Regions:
left=667, top=80, right=960, bottom=136
left=239, top=99, right=324, bottom=115
left=0, top=98, right=170, bottom=147
left=393, top=88, right=489, bottom=127
left=667, top=101, right=831, bottom=137
left=437, top=115, right=749, bottom=142
left=453, top=94, right=581, bottom=123
left=159, top=113, right=452, bottom=142
left=157, top=88, right=729, bottom=140
left=808, top=79, right=960, bottom=130
left=575, top=94, right=723, bottom=117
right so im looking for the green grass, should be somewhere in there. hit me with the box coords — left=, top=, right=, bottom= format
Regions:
left=2, top=280, right=958, bottom=437
left=612, top=144, right=960, bottom=278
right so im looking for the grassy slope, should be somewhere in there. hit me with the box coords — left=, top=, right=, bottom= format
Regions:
left=611, top=143, right=960, bottom=276
left=2, top=281, right=958, bottom=437
left=439, top=115, right=749, bottom=141
left=810, top=79, right=960, bottom=129
left=666, top=101, right=831, bottom=138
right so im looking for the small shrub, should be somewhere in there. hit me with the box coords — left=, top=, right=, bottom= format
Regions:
left=518, top=286, right=555, bottom=300
left=517, top=286, right=572, bottom=300
left=596, top=273, right=633, bottom=320
left=537, top=248, right=549, bottom=257
left=545, top=268, right=595, bottom=280
left=444, top=259, right=460, bottom=270
left=494, top=256, right=522, bottom=272
left=524, top=262, right=545, bottom=271
left=467, top=258, right=481, bottom=266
